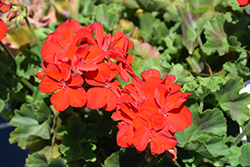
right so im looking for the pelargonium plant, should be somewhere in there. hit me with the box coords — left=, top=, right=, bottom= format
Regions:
left=2, top=1, right=250, bottom=167
left=35, top=19, right=193, bottom=159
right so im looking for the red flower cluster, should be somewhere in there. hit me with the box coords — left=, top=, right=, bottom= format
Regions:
left=36, top=20, right=135, bottom=111
left=36, top=20, right=192, bottom=157
left=111, top=69, right=192, bottom=155
left=237, top=0, right=250, bottom=6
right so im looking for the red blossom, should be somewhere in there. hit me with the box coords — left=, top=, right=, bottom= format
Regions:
left=38, top=63, right=87, bottom=111
left=112, top=69, right=192, bottom=156
left=237, top=0, right=250, bottom=6
left=85, top=61, right=121, bottom=111
left=0, top=19, right=7, bottom=40
left=41, top=19, right=81, bottom=64
left=71, top=44, right=105, bottom=74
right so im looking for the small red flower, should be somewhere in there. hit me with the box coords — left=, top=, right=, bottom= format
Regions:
left=0, top=19, right=7, bottom=40
left=41, top=20, right=81, bottom=64
left=71, top=44, right=105, bottom=74
left=39, top=63, right=87, bottom=111
left=237, top=0, right=250, bottom=6
left=85, top=61, right=121, bottom=111
left=132, top=107, right=177, bottom=155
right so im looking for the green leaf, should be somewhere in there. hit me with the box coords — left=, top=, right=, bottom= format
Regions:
left=15, top=53, right=41, bottom=80
left=228, top=145, right=241, bottom=166
left=223, top=61, right=250, bottom=81
left=214, top=77, right=250, bottom=125
left=80, top=0, right=95, bottom=16
left=238, top=143, right=250, bottom=166
left=27, top=153, right=48, bottom=167
left=184, top=75, right=225, bottom=100
left=0, top=99, right=5, bottom=113
left=104, top=151, right=120, bottom=167
left=175, top=105, right=228, bottom=158
left=35, top=100, right=52, bottom=122
left=8, top=104, right=52, bottom=149
left=94, top=4, right=122, bottom=30
left=168, top=64, right=195, bottom=85
left=27, top=153, right=68, bottom=167
left=203, top=16, right=230, bottom=55
left=58, top=116, right=97, bottom=162
left=177, top=3, right=214, bottom=54
left=9, top=104, right=38, bottom=127
left=49, top=157, right=68, bottom=167
left=104, top=148, right=147, bottom=167
left=138, top=12, right=168, bottom=43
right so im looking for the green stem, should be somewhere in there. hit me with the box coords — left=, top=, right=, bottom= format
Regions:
left=24, top=16, right=43, bottom=48
left=199, top=99, right=204, bottom=112
left=0, top=61, right=34, bottom=92
left=232, top=121, right=250, bottom=146
left=66, top=0, right=76, bottom=20
left=0, top=41, right=15, bottom=61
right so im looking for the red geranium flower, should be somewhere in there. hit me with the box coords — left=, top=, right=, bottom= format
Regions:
left=71, top=44, right=105, bottom=74
left=132, top=106, right=177, bottom=155
left=41, top=19, right=81, bottom=64
left=237, top=0, right=250, bottom=6
left=85, top=61, right=121, bottom=111
left=39, top=63, right=87, bottom=111
left=0, top=19, right=7, bottom=40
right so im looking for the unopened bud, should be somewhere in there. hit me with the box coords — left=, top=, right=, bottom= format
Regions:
left=10, top=0, right=19, bottom=5
left=1, top=0, right=11, bottom=6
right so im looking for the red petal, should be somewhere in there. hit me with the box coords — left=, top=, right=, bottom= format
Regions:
left=103, top=89, right=118, bottom=111
left=85, top=63, right=109, bottom=85
left=39, top=76, right=61, bottom=93
left=167, top=106, right=193, bottom=132
left=132, top=126, right=150, bottom=151
left=41, top=33, right=65, bottom=64
left=87, top=87, right=106, bottom=110
left=133, top=116, right=150, bottom=130
left=165, top=90, right=190, bottom=112
left=58, top=63, right=71, bottom=81
left=0, top=19, right=7, bottom=40
left=65, top=87, right=87, bottom=108
left=93, top=22, right=105, bottom=47
left=237, top=0, right=250, bottom=6
left=141, top=69, right=161, bottom=81
left=46, top=64, right=61, bottom=81
left=116, top=122, right=134, bottom=147
left=151, top=113, right=166, bottom=130
left=50, top=89, right=70, bottom=111
left=68, top=73, right=84, bottom=87
left=150, top=128, right=177, bottom=155
left=155, top=85, right=166, bottom=107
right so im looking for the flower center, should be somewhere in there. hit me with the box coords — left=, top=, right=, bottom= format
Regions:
left=58, top=79, right=67, bottom=89
left=103, top=82, right=111, bottom=88
left=80, top=59, right=85, bottom=65
left=150, top=129, right=157, bottom=137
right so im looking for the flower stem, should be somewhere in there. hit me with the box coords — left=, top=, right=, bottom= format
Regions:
left=65, top=0, right=76, bottom=20
left=232, top=121, right=250, bottom=146
left=24, top=16, right=43, bottom=48
left=0, top=41, right=15, bottom=61
left=0, top=61, right=34, bottom=92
